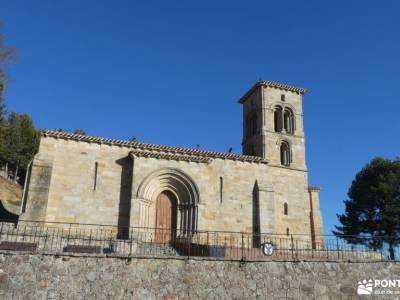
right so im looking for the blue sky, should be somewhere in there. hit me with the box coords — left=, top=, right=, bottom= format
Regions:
left=2, top=0, right=399, bottom=234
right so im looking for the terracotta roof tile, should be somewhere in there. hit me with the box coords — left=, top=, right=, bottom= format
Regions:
left=41, top=130, right=269, bottom=164
left=239, top=80, right=307, bottom=103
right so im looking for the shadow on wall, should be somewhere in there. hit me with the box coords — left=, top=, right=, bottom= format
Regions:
left=0, top=201, right=18, bottom=224
left=252, top=181, right=261, bottom=248
left=115, top=155, right=133, bottom=239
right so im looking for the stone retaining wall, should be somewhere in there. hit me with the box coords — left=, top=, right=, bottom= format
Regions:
left=0, top=251, right=399, bottom=299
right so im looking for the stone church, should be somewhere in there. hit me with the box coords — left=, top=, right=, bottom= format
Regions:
left=20, top=80, right=324, bottom=242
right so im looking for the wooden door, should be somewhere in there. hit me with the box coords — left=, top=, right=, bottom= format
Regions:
left=155, top=191, right=177, bottom=244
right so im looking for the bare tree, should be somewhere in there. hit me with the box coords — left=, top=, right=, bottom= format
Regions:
left=0, top=20, right=16, bottom=65
left=0, top=20, right=18, bottom=178
left=0, top=19, right=17, bottom=99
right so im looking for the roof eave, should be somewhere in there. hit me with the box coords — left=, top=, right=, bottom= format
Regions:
left=239, top=80, right=307, bottom=104
left=40, top=130, right=269, bottom=164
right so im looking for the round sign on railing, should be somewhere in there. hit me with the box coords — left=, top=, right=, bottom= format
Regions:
left=262, top=242, right=274, bottom=256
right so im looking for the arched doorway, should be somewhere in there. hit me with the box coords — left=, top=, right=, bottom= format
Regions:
left=155, top=191, right=177, bottom=243
left=137, top=168, right=200, bottom=236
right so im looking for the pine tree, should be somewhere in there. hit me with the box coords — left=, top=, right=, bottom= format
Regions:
left=334, top=157, right=400, bottom=259
left=3, top=112, right=38, bottom=183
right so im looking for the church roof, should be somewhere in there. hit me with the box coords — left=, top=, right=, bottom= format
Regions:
left=41, top=130, right=269, bottom=164
left=239, top=80, right=307, bottom=103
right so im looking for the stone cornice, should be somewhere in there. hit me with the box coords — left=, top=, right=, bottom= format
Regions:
left=129, top=150, right=212, bottom=164
left=267, top=163, right=308, bottom=173
left=239, top=80, right=307, bottom=103
left=41, top=130, right=269, bottom=164
left=308, top=186, right=321, bottom=192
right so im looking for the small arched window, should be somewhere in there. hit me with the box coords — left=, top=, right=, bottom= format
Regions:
left=274, top=106, right=283, bottom=132
left=284, top=202, right=288, bottom=215
left=280, top=141, right=292, bottom=166
left=284, top=108, right=295, bottom=134
left=281, top=94, right=285, bottom=101
left=286, top=228, right=290, bottom=236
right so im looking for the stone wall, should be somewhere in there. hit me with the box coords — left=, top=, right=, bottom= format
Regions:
left=21, top=134, right=320, bottom=237
left=0, top=252, right=399, bottom=299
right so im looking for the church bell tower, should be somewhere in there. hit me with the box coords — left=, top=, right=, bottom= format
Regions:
left=239, top=80, right=307, bottom=170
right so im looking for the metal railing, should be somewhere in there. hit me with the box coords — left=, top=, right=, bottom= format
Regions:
left=0, top=220, right=396, bottom=262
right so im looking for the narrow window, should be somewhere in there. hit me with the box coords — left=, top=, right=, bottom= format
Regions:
left=284, top=108, right=295, bottom=134
left=219, top=176, right=223, bottom=204
left=284, top=202, right=288, bottom=215
left=274, top=106, right=283, bottom=132
left=93, top=162, right=98, bottom=190
left=280, top=141, right=292, bottom=166
left=281, top=94, right=285, bottom=101
left=286, top=228, right=290, bottom=236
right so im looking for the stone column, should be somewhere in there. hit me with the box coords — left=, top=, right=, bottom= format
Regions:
left=129, top=154, right=140, bottom=228
left=308, top=186, right=324, bottom=248
left=129, top=198, right=139, bottom=228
